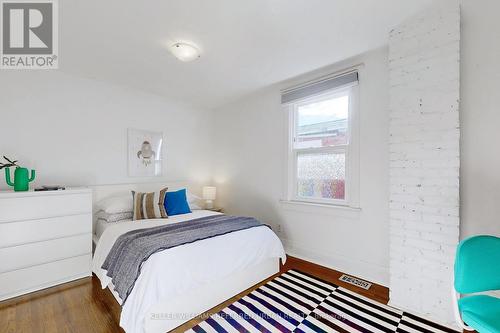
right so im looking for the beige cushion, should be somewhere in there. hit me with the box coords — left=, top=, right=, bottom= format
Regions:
left=132, top=188, right=168, bottom=220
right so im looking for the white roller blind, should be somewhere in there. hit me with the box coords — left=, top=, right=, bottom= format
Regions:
left=281, top=71, right=358, bottom=105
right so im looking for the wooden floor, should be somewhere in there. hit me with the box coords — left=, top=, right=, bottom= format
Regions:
left=0, top=256, right=389, bottom=333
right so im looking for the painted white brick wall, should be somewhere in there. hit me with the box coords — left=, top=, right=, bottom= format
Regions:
left=388, top=2, right=460, bottom=327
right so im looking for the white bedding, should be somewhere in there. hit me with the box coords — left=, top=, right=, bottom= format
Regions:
left=92, top=210, right=286, bottom=333
left=94, top=218, right=131, bottom=239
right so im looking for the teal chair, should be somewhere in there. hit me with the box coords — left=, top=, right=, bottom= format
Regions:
left=453, top=235, right=500, bottom=333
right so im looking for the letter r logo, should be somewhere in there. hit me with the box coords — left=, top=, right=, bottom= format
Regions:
left=2, top=2, right=53, bottom=54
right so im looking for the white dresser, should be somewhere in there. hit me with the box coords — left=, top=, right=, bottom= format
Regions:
left=0, top=188, right=92, bottom=301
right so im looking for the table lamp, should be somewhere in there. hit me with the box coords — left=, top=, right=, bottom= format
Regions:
left=202, top=186, right=216, bottom=209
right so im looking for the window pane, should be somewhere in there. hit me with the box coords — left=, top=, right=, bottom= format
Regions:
left=295, top=94, right=349, bottom=148
left=297, top=152, right=345, bottom=200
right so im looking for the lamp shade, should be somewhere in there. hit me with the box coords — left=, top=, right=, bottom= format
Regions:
left=202, top=186, right=216, bottom=201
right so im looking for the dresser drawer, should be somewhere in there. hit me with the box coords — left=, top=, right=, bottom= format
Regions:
left=0, top=233, right=92, bottom=273
left=0, top=192, right=91, bottom=223
left=0, top=214, right=91, bottom=248
left=0, top=254, right=91, bottom=301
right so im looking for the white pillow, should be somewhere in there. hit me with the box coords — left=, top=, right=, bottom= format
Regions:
left=186, top=192, right=201, bottom=203
left=96, top=195, right=133, bottom=214
left=95, top=210, right=133, bottom=223
left=186, top=192, right=202, bottom=210
left=189, top=203, right=202, bottom=210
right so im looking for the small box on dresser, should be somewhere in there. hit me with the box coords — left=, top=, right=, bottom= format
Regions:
left=0, top=188, right=92, bottom=301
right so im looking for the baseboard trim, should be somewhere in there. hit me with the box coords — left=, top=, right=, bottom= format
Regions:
left=282, top=237, right=389, bottom=287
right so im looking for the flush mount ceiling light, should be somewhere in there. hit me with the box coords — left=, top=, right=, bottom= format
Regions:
left=169, top=42, right=201, bottom=62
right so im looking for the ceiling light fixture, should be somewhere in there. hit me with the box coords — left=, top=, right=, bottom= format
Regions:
left=169, top=42, right=201, bottom=62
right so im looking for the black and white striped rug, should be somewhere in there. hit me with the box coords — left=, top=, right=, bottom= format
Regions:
left=188, top=270, right=457, bottom=333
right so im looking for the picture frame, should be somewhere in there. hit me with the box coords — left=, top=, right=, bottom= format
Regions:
left=127, top=128, right=163, bottom=177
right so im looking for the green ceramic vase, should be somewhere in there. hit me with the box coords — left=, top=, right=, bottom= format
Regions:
left=5, top=167, right=36, bottom=191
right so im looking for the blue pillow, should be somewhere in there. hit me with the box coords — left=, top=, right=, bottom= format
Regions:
left=164, top=189, right=192, bottom=216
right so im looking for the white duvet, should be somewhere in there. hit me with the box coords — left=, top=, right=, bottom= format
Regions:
left=92, top=210, right=286, bottom=333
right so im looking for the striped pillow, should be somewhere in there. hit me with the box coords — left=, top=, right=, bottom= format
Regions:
left=132, top=188, right=168, bottom=220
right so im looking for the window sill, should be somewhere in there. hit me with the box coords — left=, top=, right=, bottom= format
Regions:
left=279, top=199, right=361, bottom=219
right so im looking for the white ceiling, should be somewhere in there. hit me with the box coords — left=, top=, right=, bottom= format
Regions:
left=60, top=0, right=434, bottom=109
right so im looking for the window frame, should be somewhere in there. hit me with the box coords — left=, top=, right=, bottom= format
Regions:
left=284, top=83, right=360, bottom=208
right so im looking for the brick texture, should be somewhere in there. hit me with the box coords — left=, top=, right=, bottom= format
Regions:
left=388, top=2, right=460, bottom=327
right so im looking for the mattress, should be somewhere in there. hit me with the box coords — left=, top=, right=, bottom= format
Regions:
left=94, top=219, right=131, bottom=239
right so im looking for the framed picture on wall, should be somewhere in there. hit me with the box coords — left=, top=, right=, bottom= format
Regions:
left=128, top=128, right=163, bottom=177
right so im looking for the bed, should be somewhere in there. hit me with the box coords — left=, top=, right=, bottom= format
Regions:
left=91, top=183, right=286, bottom=333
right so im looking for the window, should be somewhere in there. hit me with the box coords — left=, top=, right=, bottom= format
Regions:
left=283, top=71, right=359, bottom=207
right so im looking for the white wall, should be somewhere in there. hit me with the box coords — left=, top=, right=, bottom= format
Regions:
left=388, top=2, right=460, bottom=326
left=460, top=0, right=500, bottom=238
left=0, top=71, right=213, bottom=190
left=0, top=0, right=496, bottom=306
left=211, top=0, right=500, bottom=291
left=213, top=47, right=390, bottom=286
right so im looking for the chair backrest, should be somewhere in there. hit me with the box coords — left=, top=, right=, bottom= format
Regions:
left=454, top=235, right=500, bottom=293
